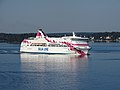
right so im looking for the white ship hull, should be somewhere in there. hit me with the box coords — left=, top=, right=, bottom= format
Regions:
left=20, top=46, right=89, bottom=55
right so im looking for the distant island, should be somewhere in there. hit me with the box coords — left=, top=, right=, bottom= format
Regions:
left=0, top=32, right=120, bottom=44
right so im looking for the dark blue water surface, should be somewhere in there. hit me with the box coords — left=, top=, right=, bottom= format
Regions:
left=0, top=42, right=120, bottom=90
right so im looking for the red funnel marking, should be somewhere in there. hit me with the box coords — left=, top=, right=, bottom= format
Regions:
left=36, top=32, right=41, bottom=37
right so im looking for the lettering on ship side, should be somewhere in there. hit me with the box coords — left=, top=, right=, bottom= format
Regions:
left=38, top=48, right=48, bottom=51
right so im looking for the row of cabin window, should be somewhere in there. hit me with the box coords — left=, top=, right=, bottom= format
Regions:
left=27, top=44, right=67, bottom=47
left=48, top=44, right=67, bottom=47
left=30, top=43, right=46, bottom=46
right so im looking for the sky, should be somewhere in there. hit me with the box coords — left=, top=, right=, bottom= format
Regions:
left=0, top=0, right=120, bottom=33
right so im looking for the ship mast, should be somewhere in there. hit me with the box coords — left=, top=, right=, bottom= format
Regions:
left=73, top=32, right=76, bottom=37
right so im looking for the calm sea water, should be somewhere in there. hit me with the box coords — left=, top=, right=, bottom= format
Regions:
left=0, top=42, right=120, bottom=90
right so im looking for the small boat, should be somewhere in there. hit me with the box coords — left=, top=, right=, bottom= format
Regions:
left=20, top=29, right=91, bottom=55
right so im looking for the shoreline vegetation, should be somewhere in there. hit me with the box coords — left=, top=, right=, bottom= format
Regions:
left=0, top=32, right=120, bottom=44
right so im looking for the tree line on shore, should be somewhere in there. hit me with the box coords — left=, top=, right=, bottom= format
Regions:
left=0, top=32, right=120, bottom=44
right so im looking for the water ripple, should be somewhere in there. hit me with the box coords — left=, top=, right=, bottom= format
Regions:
left=0, top=50, right=20, bottom=54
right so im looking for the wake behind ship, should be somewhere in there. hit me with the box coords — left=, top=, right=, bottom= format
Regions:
left=20, top=29, right=91, bottom=55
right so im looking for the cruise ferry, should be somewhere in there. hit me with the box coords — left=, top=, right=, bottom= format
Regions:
left=20, top=29, right=91, bottom=55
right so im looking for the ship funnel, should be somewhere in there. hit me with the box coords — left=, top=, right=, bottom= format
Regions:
left=36, top=29, right=47, bottom=38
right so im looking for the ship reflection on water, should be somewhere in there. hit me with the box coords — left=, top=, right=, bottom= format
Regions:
left=20, top=54, right=89, bottom=73
left=20, top=54, right=89, bottom=89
